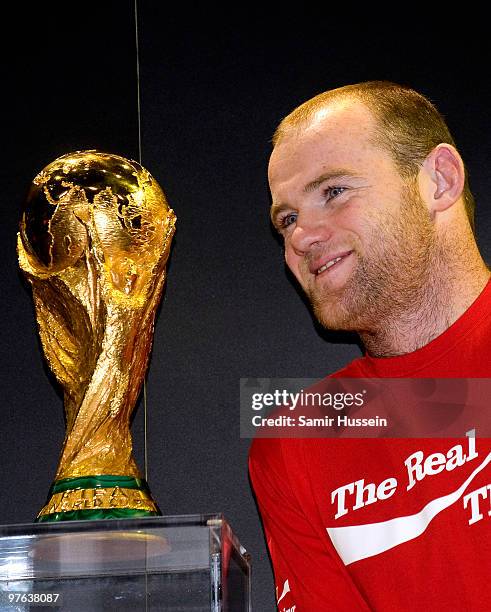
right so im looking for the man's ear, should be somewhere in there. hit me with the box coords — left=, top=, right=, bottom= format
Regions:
left=418, top=143, right=465, bottom=214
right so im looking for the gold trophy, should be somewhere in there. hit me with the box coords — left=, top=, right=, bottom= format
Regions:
left=18, top=151, right=176, bottom=522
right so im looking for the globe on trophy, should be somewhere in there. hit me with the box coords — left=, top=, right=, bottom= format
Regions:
left=17, top=150, right=177, bottom=522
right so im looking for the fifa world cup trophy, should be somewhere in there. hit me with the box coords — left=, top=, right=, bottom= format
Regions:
left=18, top=151, right=176, bottom=522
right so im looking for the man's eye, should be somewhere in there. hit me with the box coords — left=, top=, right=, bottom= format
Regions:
left=280, top=213, right=297, bottom=229
left=325, top=186, right=347, bottom=200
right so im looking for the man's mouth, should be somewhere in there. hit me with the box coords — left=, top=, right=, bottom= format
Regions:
left=313, top=251, right=353, bottom=276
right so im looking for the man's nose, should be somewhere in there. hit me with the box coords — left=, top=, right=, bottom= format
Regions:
left=289, top=210, right=331, bottom=254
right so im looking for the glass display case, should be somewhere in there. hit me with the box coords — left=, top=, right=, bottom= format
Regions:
left=0, top=514, right=251, bottom=611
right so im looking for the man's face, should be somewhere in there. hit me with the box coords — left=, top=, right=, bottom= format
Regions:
left=268, top=101, right=435, bottom=331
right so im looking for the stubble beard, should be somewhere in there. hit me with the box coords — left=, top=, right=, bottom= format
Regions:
left=307, top=184, right=436, bottom=333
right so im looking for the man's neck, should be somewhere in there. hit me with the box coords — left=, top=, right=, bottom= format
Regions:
left=360, top=247, right=490, bottom=358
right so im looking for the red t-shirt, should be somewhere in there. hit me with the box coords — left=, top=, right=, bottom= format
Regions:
left=249, top=279, right=491, bottom=611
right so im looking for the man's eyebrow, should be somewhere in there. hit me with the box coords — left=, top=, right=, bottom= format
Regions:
left=304, top=169, right=360, bottom=193
left=270, top=202, right=292, bottom=225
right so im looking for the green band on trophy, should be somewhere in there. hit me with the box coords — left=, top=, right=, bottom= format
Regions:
left=35, top=476, right=162, bottom=522
left=49, top=476, right=151, bottom=496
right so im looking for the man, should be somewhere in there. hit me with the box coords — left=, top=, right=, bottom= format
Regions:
left=249, top=82, right=491, bottom=610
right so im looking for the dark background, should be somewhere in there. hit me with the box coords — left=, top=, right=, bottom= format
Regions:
left=1, top=5, right=490, bottom=609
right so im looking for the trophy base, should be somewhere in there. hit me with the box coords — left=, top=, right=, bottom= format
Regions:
left=0, top=514, right=251, bottom=611
left=36, top=508, right=160, bottom=522
left=36, top=475, right=160, bottom=522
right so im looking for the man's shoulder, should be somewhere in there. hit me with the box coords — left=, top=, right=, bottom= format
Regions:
left=248, top=357, right=369, bottom=465
left=249, top=434, right=293, bottom=465
left=249, top=433, right=307, bottom=475
left=329, top=356, right=369, bottom=378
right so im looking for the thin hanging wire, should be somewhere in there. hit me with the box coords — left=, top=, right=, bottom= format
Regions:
left=134, top=5, right=149, bottom=612
left=135, top=0, right=143, bottom=167
left=134, top=0, right=148, bottom=484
